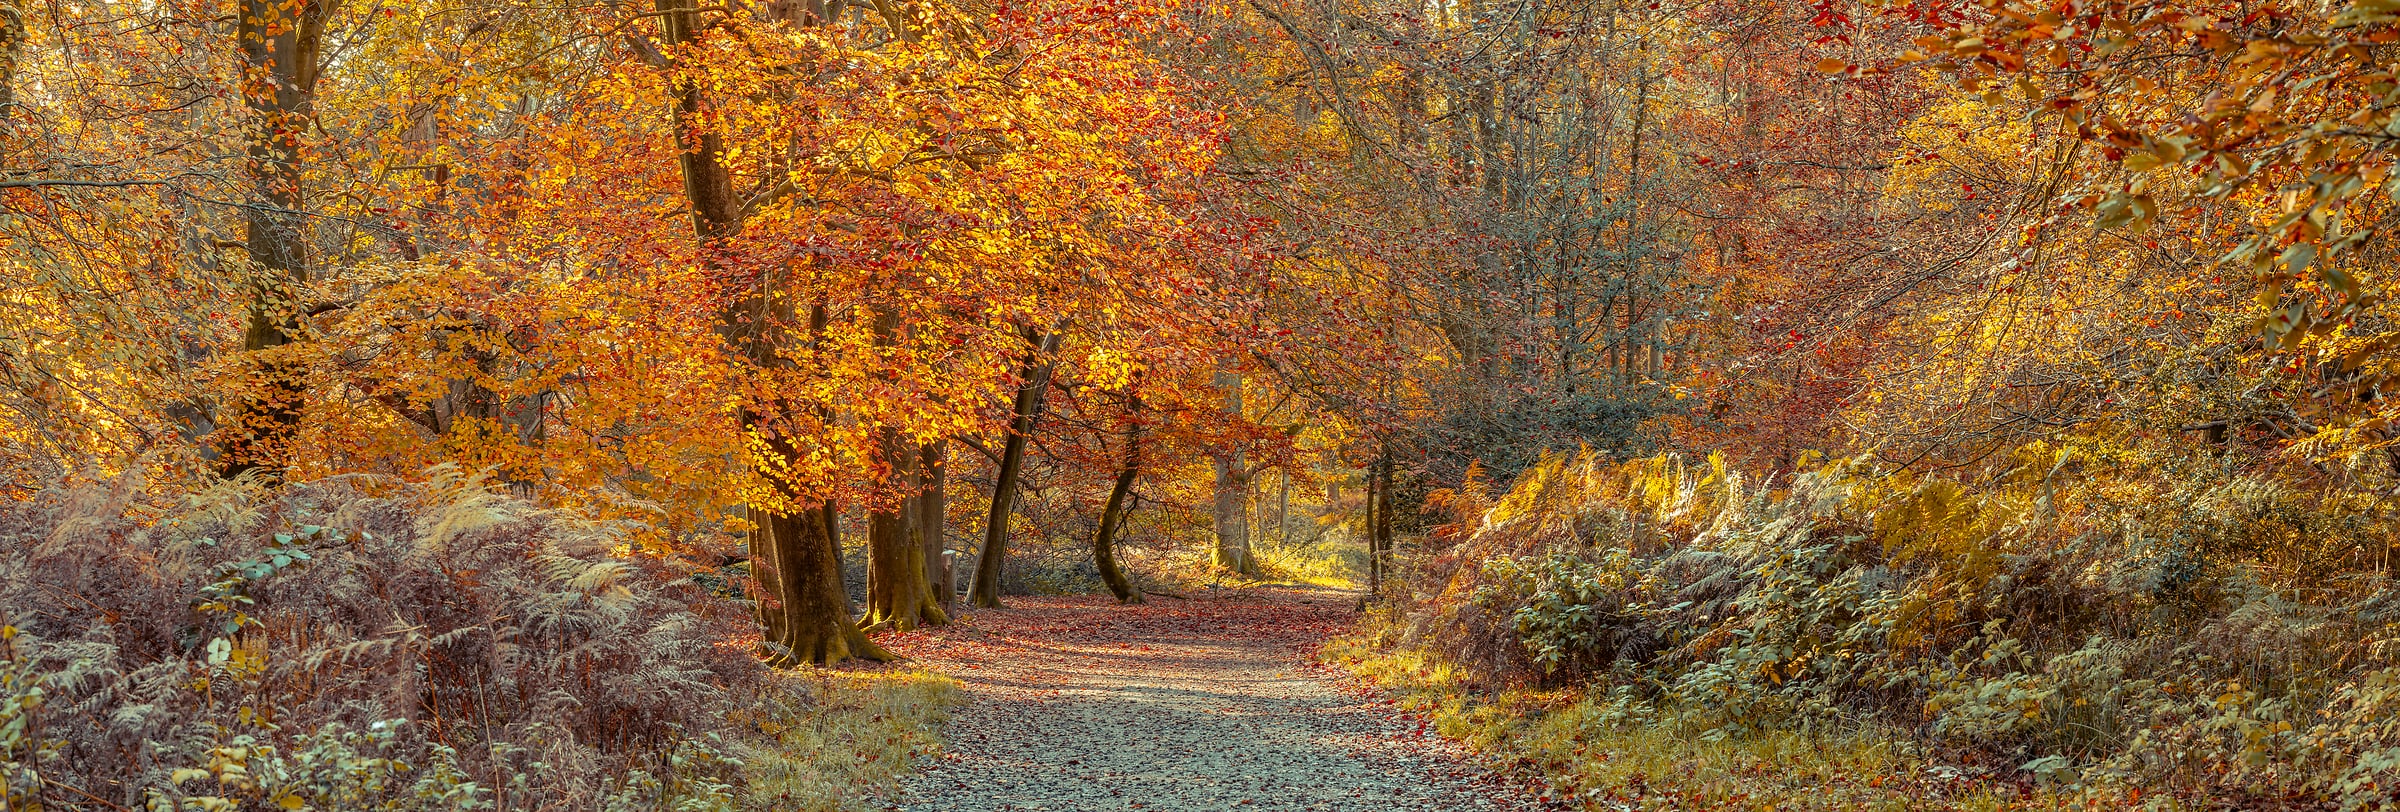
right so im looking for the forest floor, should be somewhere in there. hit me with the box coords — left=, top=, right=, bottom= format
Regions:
left=861, top=585, right=1565, bottom=812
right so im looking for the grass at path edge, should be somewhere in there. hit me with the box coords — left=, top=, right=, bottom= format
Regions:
left=736, top=667, right=962, bottom=810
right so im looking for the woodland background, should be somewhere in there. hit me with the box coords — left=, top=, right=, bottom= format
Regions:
left=5, top=0, right=2400, bottom=806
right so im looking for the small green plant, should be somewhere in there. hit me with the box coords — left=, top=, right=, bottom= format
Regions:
left=1471, top=549, right=1656, bottom=676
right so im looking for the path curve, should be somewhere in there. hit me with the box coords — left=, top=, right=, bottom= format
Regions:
left=872, top=587, right=1558, bottom=812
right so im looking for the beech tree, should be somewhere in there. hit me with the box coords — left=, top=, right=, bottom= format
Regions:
left=652, top=0, right=889, bottom=664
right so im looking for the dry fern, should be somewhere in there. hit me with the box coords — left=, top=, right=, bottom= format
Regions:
left=0, top=465, right=779, bottom=810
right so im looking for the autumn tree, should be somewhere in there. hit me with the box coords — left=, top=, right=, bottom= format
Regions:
left=1872, top=0, right=2400, bottom=468
left=1180, top=0, right=1721, bottom=505
left=644, top=0, right=884, bottom=664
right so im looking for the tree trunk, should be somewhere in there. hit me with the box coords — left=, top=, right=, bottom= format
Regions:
left=1093, top=397, right=1143, bottom=604
left=824, top=495, right=849, bottom=612
left=1253, top=469, right=1271, bottom=546
left=1212, top=457, right=1252, bottom=573
left=658, top=0, right=883, bottom=664
left=1371, top=448, right=1395, bottom=591
left=1210, top=368, right=1255, bottom=574
left=750, top=478, right=886, bottom=665
left=1277, top=472, right=1290, bottom=546
left=921, top=440, right=954, bottom=615
left=1372, top=454, right=1392, bottom=593
left=1619, top=38, right=1652, bottom=385
left=217, top=0, right=332, bottom=481
left=866, top=426, right=947, bottom=631
left=1, top=0, right=22, bottom=122
left=864, top=306, right=947, bottom=631
left=969, top=324, right=1062, bottom=608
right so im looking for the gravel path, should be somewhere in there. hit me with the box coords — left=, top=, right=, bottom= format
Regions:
left=874, top=588, right=1558, bottom=812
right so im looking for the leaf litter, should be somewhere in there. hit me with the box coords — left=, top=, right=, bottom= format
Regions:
left=870, top=587, right=1565, bottom=812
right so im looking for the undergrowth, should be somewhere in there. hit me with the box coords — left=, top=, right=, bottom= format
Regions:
left=1339, top=447, right=2400, bottom=810
left=1329, top=619, right=2030, bottom=811
left=1128, top=530, right=1367, bottom=592
left=0, top=464, right=956, bottom=810
left=1252, top=532, right=1368, bottom=590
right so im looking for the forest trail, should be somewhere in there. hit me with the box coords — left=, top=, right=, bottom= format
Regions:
left=873, top=588, right=1560, bottom=812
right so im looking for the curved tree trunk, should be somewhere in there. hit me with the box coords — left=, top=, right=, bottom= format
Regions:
left=1094, top=397, right=1143, bottom=604
left=1371, top=446, right=1395, bottom=594
left=1372, top=456, right=1392, bottom=595
left=969, top=324, right=1062, bottom=608
left=218, top=0, right=332, bottom=481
